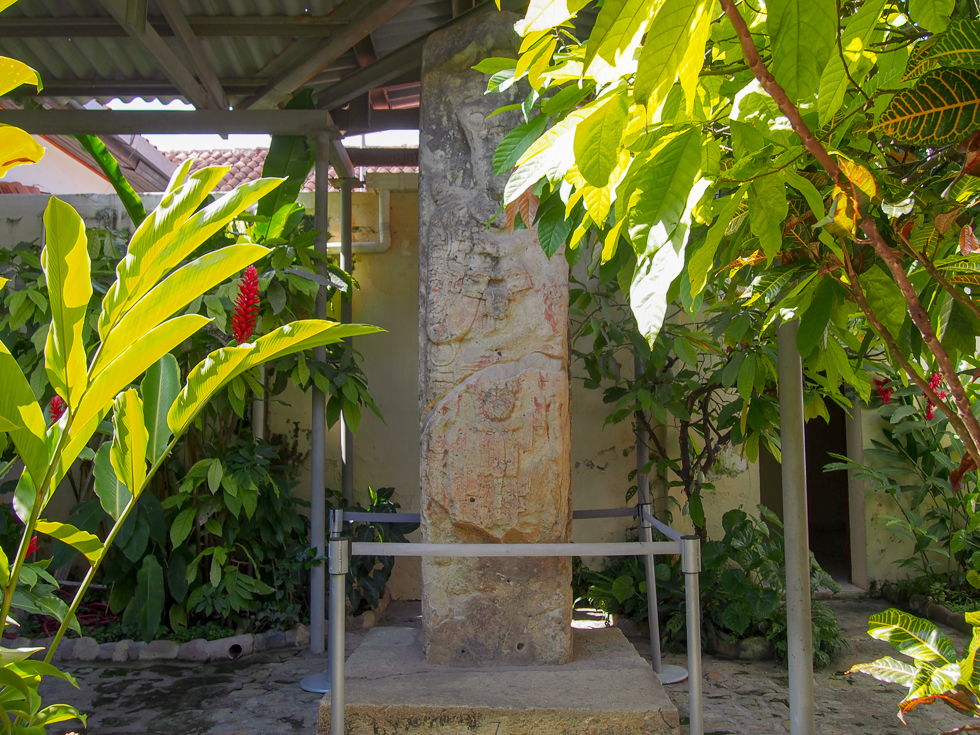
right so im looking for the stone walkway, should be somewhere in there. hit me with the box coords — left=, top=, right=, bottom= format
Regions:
left=39, top=597, right=974, bottom=734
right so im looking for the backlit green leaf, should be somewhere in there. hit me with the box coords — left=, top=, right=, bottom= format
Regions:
left=109, top=389, right=147, bottom=502
left=584, top=0, right=663, bottom=84
left=767, top=0, right=837, bottom=102
left=42, top=198, right=91, bottom=411
left=141, top=354, right=180, bottom=464
left=867, top=608, right=956, bottom=664
left=0, top=340, right=47, bottom=488
left=909, top=0, right=953, bottom=33
left=574, top=92, right=628, bottom=188
left=35, top=520, right=103, bottom=565
left=75, top=135, right=146, bottom=226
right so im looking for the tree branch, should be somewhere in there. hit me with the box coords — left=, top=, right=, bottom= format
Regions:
left=720, top=0, right=980, bottom=468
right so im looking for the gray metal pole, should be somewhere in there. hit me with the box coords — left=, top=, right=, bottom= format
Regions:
left=634, top=391, right=662, bottom=673
left=328, top=510, right=348, bottom=735
left=309, top=130, right=331, bottom=655
left=846, top=403, right=868, bottom=589
left=777, top=320, right=815, bottom=735
left=682, top=535, right=703, bottom=735
left=339, top=178, right=354, bottom=505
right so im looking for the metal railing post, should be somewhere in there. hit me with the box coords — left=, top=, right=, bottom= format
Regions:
left=328, top=509, right=348, bottom=735
left=637, top=501, right=662, bottom=673
left=682, top=535, right=703, bottom=735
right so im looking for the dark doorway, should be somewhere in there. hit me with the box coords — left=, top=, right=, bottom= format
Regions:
left=805, top=402, right=850, bottom=581
left=758, top=402, right=852, bottom=583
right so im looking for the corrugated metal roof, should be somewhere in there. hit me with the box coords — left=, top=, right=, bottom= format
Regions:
left=0, top=0, right=450, bottom=112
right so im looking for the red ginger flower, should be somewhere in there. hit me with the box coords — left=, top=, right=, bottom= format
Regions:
left=873, top=377, right=892, bottom=404
left=926, top=372, right=946, bottom=420
left=25, top=536, right=38, bottom=556
left=48, top=395, right=66, bottom=422
left=231, top=265, right=260, bottom=344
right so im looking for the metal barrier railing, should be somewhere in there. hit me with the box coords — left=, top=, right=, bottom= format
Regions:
left=319, top=507, right=705, bottom=735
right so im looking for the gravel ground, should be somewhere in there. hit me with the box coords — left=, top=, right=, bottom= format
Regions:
left=37, top=597, right=976, bottom=735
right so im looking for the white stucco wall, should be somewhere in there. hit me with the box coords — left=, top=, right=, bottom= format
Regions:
left=7, top=137, right=113, bottom=195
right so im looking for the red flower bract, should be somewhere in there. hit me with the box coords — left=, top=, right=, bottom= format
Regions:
left=26, top=536, right=39, bottom=556
left=48, top=395, right=66, bottom=422
left=232, top=265, right=260, bottom=344
left=873, top=377, right=892, bottom=404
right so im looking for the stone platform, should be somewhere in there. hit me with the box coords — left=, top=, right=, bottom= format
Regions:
left=317, top=627, right=680, bottom=735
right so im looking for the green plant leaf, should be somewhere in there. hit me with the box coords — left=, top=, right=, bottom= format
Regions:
left=494, top=114, right=548, bottom=176
left=868, top=608, right=956, bottom=664
left=574, top=92, right=628, bottom=188
left=918, top=18, right=980, bottom=72
left=515, top=0, right=589, bottom=35
left=109, top=388, right=148, bottom=502
left=97, top=166, right=228, bottom=340
left=34, top=520, right=103, bottom=565
left=875, top=68, right=980, bottom=146
left=766, top=0, right=837, bottom=102
left=255, top=90, right=314, bottom=239
left=858, top=266, right=906, bottom=339
left=135, top=555, right=164, bottom=643
left=909, top=0, right=953, bottom=32
left=168, top=321, right=382, bottom=435
left=737, top=353, right=757, bottom=400
left=93, top=443, right=130, bottom=522
left=849, top=655, right=918, bottom=686
left=75, top=135, right=146, bottom=226
left=749, top=175, right=788, bottom=261
left=141, top=354, right=180, bottom=464
left=796, top=278, right=834, bottom=356
left=99, top=174, right=280, bottom=342
left=95, top=244, right=269, bottom=377
left=170, top=507, right=196, bottom=548
left=72, top=314, right=210, bottom=438
left=42, top=197, right=91, bottom=411
left=634, top=0, right=701, bottom=111
left=630, top=179, right=708, bottom=345
left=0, top=341, right=47, bottom=488
left=690, top=186, right=747, bottom=296
left=584, top=0, right=662, bottom=84
left=626, top=128, right=703, bottom=255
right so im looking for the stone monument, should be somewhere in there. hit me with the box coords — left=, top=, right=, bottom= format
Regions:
left=418, top=10, right=573, bottom=667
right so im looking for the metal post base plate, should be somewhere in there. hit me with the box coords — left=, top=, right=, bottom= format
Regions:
left=300, top=671, right=332, bottom=693
left=657, top=665, right=688, bottom=684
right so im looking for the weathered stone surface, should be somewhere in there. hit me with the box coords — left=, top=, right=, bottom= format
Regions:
left=418, top=11, right=572, bottom=668
left=319, top=627, right=678, bottom=735
left=177, top=638, right=209, bottom=662
left=139, top=639, right=179, bottom=660
left=71, top=637, right=98, bottom=661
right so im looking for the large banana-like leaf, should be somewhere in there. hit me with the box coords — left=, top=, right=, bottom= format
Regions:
left=109, top=389, right=147, bottom=501
left=875, top=68, right=980, bottom=146
left=0, top=342, right=46, bottom=487
left=93, top=443, right=130, bottom=522
left=868, top=608, right=957, bottom=665
left=94, top=244, right=269, bottom=377
left=141, top=355, right=180, bottom=464
left=0, top=124, right=43, bottom=179
left=34, top=520, right=103, bottom=565
left=75, top=135, right=146, bottom=226
left=0, top=57, right=40, bottom=97
left=255, top=89, right=315, bottom=239
left=71, top=314, right=209, bottom=435
left=168, top=321, right=383, bottom=435
left=41, top=198, right=91, bottom=410
left=97, top=166, right=229, bottom=339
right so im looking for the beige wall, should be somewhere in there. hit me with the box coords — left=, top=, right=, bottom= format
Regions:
left=10, top=137, right=113, bottom=195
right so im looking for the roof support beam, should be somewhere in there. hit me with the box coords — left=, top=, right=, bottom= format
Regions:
left=0, top=16, right=348, bottom=37
left=9, top=79, right=268, bottom=98
left=97, top=0, right=216, bottom=109
left=0, top=109, right=340, bottom=136
left=315, top=0, right=521, bottom=111
left=155, top=0, right=228, bottom=109
left=242, top=0, right=417, bottom=110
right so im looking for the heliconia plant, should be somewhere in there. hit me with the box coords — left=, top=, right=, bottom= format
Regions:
left=0, top=166, right=381, bottom=731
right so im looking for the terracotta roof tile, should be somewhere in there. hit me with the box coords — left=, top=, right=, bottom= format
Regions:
left=165, top=148, right=417, bottom=192
left=0, top=181, right=43, bottom=194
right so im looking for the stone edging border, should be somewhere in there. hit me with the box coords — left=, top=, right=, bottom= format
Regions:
left=3, top=623, right=311, bottom=663
left=880, top=584, right=973, bottom=636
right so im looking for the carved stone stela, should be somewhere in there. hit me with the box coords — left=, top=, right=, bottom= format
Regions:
left=418, top=12, right=573, bottom=666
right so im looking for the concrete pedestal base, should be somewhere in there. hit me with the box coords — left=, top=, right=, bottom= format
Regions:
left=318, top=627, right=680, bottom=735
